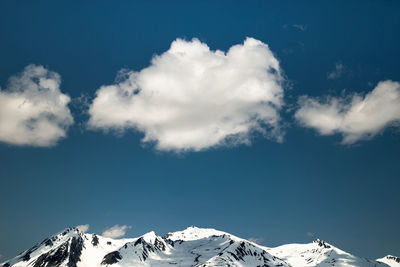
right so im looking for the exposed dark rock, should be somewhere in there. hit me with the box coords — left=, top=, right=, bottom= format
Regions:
left=130, top=236, right=169, bottom=262
left=313, top=239, right=331, bottom=249
left=33, top=242, right=69, bottom=267
left=21, top=244, right=39, bottom=261
left=134, top=237, right=145, bottom=246
left=68, top=236, right=84, bottom=267
left=101, top=251, right=122, bottom=265
left=44, top=238, right=54, bottom=247
left=62, top=228, right=72, bottom=236
left=154, top=238, right=166, bottom=251
left=387, top=255, right=400, bottom=263
left=92, top=234, right=99, bottom=246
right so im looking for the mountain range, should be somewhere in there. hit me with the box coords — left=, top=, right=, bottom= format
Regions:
left=1, top=226, right=399, bottom=267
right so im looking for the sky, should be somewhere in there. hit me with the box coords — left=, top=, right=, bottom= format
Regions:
left=0, top=0, right=400, bottom=261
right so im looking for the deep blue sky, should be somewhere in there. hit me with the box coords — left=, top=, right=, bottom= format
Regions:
left=0, top=0, right=399, bottom=261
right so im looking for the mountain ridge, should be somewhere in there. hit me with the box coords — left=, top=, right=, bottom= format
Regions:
left=1, top=226, right=398, bottom=267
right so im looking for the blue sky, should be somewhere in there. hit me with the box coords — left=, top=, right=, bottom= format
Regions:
left=0, top=0, right=399, bottom=261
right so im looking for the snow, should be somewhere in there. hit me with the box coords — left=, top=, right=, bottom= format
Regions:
left=165, top=226, right=229, bottom=241
left=267, top=239, right=389, bottom=267
left=78, top=234, right=135, bottom=267
left=377, top=255, right=400, bottom=267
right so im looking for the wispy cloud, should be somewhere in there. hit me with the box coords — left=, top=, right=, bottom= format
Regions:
left=292, top=24, right=307, bottom=31
left=295, top=80, right=400, bottom=144
left=76, top=224, right=90, bottom=233
left=327, top=62, right=345, bottom=80
left=102, top=225, right=131, bottom=238
left=88, top=37, right=285, bottom=152
left=306, top=232, right=315, bottom=237
left=0, top=65, right=73, bottom=146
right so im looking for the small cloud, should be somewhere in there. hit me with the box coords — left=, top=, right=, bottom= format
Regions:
left=307, top=232, right=315, bottom=237
left=327, top=62, right=345, bottom=80
left=76, top=224, right=90, bottom=233
left=292, top=24, right=307, bottom=31
left=295, top=80, right=400, bottom=144
left=248, top=237, right=265, bottom=244
left=0, top=64, right=73, bottom=146
left=102, top=224, right=131, bottom=238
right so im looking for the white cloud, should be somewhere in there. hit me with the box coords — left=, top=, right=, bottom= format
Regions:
left=102, top=224, right=131, bottom=238
left=295, top=80, right=400, bottom=144
left=76, top=224, right=90, bottom=233
left=306, top=232, right=315, bottom=237
left=0, top=65, right=73, bottom=146
left=88, top=37, right=284, bottom=152
left=327, top=62, right=345, bottom=80
left=292, top=24, right=307, bottom=31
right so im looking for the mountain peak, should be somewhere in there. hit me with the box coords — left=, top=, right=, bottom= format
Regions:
left=377, top=255, right=400, bottom=266
left=140, top=231, right=159, bottom=244
left=165, top=226, right=228, bottom=241
left=312, top=238, right=331, bottom=248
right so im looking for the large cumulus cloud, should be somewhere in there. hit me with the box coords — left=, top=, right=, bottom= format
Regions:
left=0, top=65, right=73, bottom=146
left=88, top=37, right=284, bottom=152
left=295, top=80, right=400, bottom=144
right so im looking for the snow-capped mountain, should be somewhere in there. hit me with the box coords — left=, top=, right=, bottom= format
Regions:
left=267, top=239, right=389, bottom=267
left=377, top=255, right=400, bottom=267
left=1, top=226, right=397, bottom=267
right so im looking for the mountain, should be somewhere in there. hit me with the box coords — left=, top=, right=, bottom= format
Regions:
left=0, top=226, right=397, bottom=267
left=267, top=239, right=388, bottom=266
left=377, top=256, right=400, bottom=267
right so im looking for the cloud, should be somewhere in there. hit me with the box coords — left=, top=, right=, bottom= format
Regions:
left=88, top=37, right=284, bottom=152
left=327, top=62, right=345, bottom=80
left=292, top=24, right=307, bottom=31
left=248, top=237, right=264, bottom=244
left=295, top=80, right=400, bottom=144
left=76, top=224, right=90, bottom=233
left=306, top=232, right=315, bottom=237
left=0, top=65, right=73, bottom=146
left=102, top=224, right=131, bottom=238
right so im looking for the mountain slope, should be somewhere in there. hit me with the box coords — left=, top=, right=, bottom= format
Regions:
left=1, top=227, right=136, bottom=267
left=1, top=226, right=397, bottom=267
left=267, top=239, right=387, bottom=267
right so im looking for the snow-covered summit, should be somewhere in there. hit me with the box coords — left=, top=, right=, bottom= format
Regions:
left=164, top=226, right=228, bottom=241
left=312, top=238, right=332, bottom=248
left=268, top=238, right=389, bottom=267
left=377, top=255, right=400, bottom=267
left=139, top=231, right=158, bottom=243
